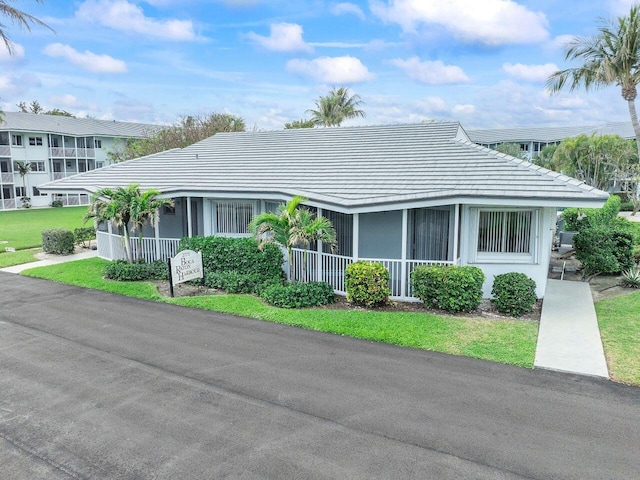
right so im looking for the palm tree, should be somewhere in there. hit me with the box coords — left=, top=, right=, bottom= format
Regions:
left=249, top=195, right=336, bottom=282
left=0, top=1, right=53, bottom=54
left=547, top=6, right=640, bottom=160
left=14, top=160, right=31, bottom=208
left=85, top=184, right=173, bottom=263
left=306, top=87, right=365, bottom=127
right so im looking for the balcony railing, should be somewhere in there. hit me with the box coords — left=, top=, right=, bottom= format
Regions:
left=0, top=145, right=11, bottom=156
left=1, top=198, right=16, bottom=210
left=1, top=172, right=13, bottom=183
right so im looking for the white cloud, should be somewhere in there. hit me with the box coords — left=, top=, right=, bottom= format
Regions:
left=390, top=57, right=469, bottom=84
left=0, top=42, right=24, bottom=62
left=551, top=34, right=577, bottom=50
left=76, top=0, right=196, bottom=41
left=43, top=43, right=128, bottom=74
left=452, top=104, right=475, bottom=116
left=331, top=2, right=366, bottom=20
left=610, top=0, right=637, bottom=15
left=370, top=0, right=549, bottom=46
left=0, top=73, right=41, bottom=96
left=416, top=96, right=448, bottom=113
left=286, top=56, right=374, bottom=83
left=246, top=23, right=312, bottom=52
left=503, top=62, right=558, bottom=82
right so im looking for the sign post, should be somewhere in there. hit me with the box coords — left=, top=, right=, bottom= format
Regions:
left=168, top=249, right=204, bottom=297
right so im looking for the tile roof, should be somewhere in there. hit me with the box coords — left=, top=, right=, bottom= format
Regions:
left=39, top=122, right=608, bottom=210
left=467, top=122, right=635, bottom=144
left=0, top=111, right=160, bottom=138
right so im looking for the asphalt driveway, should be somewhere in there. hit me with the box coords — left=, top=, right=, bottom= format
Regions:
left=0, top=272, right=638, bottom=479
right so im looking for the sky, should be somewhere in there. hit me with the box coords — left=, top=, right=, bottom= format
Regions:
left=0, top=0, right=639, bottom=130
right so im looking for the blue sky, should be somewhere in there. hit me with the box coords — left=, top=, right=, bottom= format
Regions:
left=0, top=0, right=638, bottom=130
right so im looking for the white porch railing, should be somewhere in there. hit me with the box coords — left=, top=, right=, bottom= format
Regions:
left=95, top=234, right=459, bottom=301
left=97, top=231, right=181, bottom=263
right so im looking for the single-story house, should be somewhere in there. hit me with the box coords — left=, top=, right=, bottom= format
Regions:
left=39, top=122, right=608, bottom=300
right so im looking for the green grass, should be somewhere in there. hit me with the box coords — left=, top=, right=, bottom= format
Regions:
left=0, top=206, right=88, bottom=250
left=0, top=248, right=42, bottom=268
left=22, top=258, right=538, bottom=368
left=595, top=291, right=640, bottom=386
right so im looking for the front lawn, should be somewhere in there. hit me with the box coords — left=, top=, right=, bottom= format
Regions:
left=0, top=248, right=42, bottom=268
left=21, top=257, right=539, bottom=368
left=595, top=291, right=640, bottom=385
left=0, top=206, right=88, bottom=251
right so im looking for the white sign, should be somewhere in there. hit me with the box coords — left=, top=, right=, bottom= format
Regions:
left=170, top=249, right=203, bottom=286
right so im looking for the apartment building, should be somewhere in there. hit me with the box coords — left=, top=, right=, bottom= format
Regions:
left=0, top=112, right=159, bottom=210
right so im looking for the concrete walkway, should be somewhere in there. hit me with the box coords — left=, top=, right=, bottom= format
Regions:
left=535, top=279, right=609, bottom=378
left=0, top=249, right=98, bottom=274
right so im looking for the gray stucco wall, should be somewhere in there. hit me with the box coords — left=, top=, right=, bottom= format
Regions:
left=359, top=211, right=403, bottom=259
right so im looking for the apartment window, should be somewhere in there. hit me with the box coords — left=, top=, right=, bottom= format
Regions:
left=473, top=209, right=537, bottom=263
left=15, top=186, right=25, bottom=197
left=0, top=132, right=9, bottom=146
left=28, top=136, right=43, bottom=146
left=96, top=161, right=105, bottom=169
left=11, top=135, right=23, bottom=146
left=31, top=161, right=45, bottom=172
left=215, top=201, right=254, bottom=234
left=409, top=207, right=451, bottom=261
left=94, top=139, right=102, bottom=149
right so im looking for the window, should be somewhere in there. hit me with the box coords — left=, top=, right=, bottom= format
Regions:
left=322, top=210, right=353, bottom=256
left=31, top=161, right=45, bottom=172
left=28, top=136, right=43, bottom=146
left=94, top=139, right=102, bottom=149
left=216, top=201, right=254, bottom=234
left=0, top=132, right=9, bottom=146
left=473, top=209, right=537, bottom=263
left=11, top=135, right=23, bottom=146
left=409, top=207, right=451, bottom=261
left=15, top=186, right=25, bottom=197
left=96, top=161, right=104, bottom=169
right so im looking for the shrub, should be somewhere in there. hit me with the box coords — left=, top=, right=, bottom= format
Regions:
left=50, top=200, right=63, bottom=208
left=412, top=265, right=485, bottom=313
left=260, top=281, right=335, bottom=308
left=74, top=227, right=95, bottom=248
left=491, top=272, right=537, bottom=317
left=205, top=271, right=282, bottom=294
left=563, top=196, right=621, bottom=231
left=103, top=259, right=168, bottom=281
left=621, top=267, right=640, bottom=289
left=344, top=261, right=391, bottom=307
left=179, top=236, right=284, bottom=281
left=42, top=229, right=75, bottom=254
left=574, top=226, right=634, bottom=275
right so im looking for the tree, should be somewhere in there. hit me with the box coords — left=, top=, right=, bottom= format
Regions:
left=14, top=160, right=31, bottom=208
left=306, top=86, right=365, bottom=127
left=284, top=119, right=315, bottom=129
left=533, top=144, right=558, bottom=170
left=0, top=1, right=52, bottom=55
left=85, top=184, right=173, bottom=263
left=108, top=112, right=245, bottom=163
left=17, top=100, right=74, bottom=117
left=493, top=143, right=528, bottom=160
left=547, top=6, right=640, bottom=181
left=249, top=195, right=336, bottom=282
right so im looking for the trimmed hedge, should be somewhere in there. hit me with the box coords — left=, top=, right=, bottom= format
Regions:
left=42, top=229, right=75, bottom=254
left=344, top=261, right=391, bottom=307
left=74, top=227, right=95, bottom=248
left=574, top=226, right=634, bottom=275
left=260, top=281, right=335, bottom=308
left=491, top=272, right=537, bottom=317
left=179, top=236, right=284, bottom=281
left=205, top=271, right=282, bottom=294
left=412, top=265, right=485, bottom=313
left=103, top=260, right=168, bottom=281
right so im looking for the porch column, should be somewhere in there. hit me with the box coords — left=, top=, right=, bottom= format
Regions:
left=352, top=213, right=359, bottom=261
left=107, top=222, right=114, bottom=260
left=401, top=209, right=408, bottom=299
left=186, top=196, right=193, bottom=237
left=317, top=207, right=323, bottom=282
left=154, top=222, right=161, bottom=261
left=453, top=204, right=460, bottom=263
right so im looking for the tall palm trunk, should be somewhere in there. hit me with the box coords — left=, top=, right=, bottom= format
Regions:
left=626, top=97, right=640, bottom=215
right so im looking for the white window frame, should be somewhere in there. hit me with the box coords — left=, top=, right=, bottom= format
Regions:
left=31, top=161, right=46, bottom=172
left=94, top=139, right=102, bottom=149
left=212, top=200, right=256, bottom=236
left=11, top=134, right=23, bottom=147
left=29, top=136, right=43, bottom=146
left=470, top=207, right=539, bottom=264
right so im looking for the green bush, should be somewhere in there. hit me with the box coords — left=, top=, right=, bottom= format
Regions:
left=563, top=196, right=621, bottom=231
left=50, top=200, right=63, bottom=208
left=491, top=272, right=537, bottom=317
left=74, top=227, right=95, bottom=248
left=574, top=226, right=634, bottom=275
left=344, top=261, right=391, bottom=307
left=179, top=236, right=284, bottom=281
left=103, top=260, right=168, bottom=281
left=41, top=229, right=75, bottom=254
left=260, top=281, right=335, bottom=308
left=620, top=201, right=634, bottom=212
left=412, top=265, right=485, bottom=313
left=205, top=271, right=282, bottom=294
